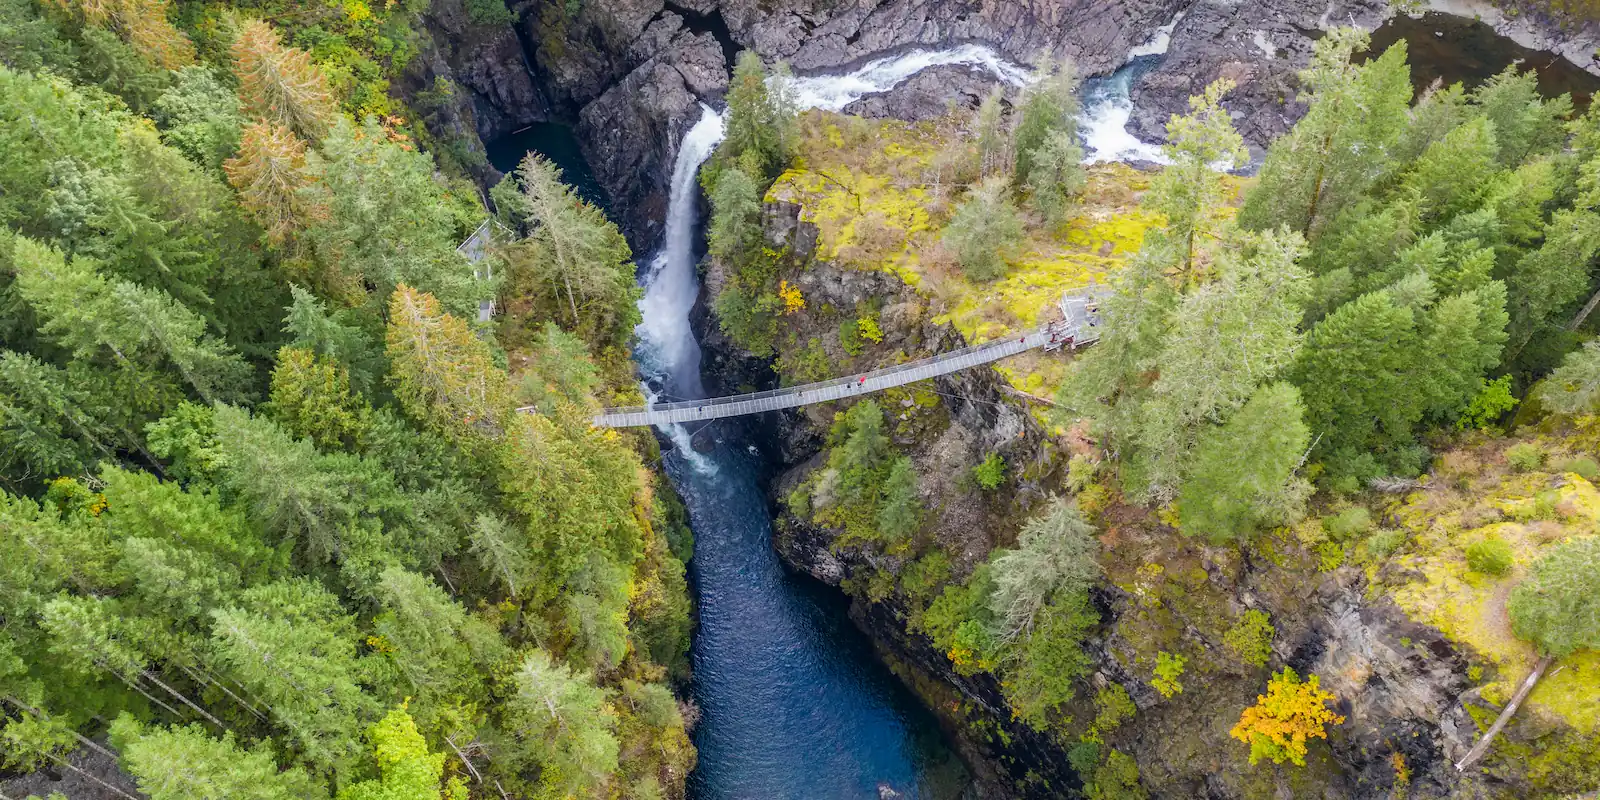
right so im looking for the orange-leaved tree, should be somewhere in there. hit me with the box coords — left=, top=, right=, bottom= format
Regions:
left=231, top=18, right=338, bottom=140
left=224, top=121, right=322, bottom=244
left=1229, top=667, right=1345, bottom=766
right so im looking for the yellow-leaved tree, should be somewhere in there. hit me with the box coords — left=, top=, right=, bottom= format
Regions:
left=45, top=0, right=195, bottom=69
left=1229, top=667, right=1345, bottom=766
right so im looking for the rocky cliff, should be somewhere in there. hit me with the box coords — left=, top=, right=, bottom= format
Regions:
left=413, top=0, right=1600, bottom=246
left=710, top=151, right=1597, bottom=798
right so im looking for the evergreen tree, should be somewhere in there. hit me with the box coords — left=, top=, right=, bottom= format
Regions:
left=225, top=121, right=320, bottom=245
left=307, top=118, right=479, bottom=317
left=516, top=323, right=601, bottom=415
left=504, top=651, right=619, bottom=799
left=825, top=400, right=891, bottom=507
left=875, top=456, right=920, bottom=543
left=1238, top=29, right=1412, bottom=239
left=944, top=176, right=1024, bottom=281
left=210, top=403, right=402, bottom=572
left=386, top=285, right=513, bottom=440
left=1025, top=129, right=1086, bottom=226
left=719, top=50, right=796, bottom=181
left=1505, top=210, right=1600, bottom=356
left=988, top=499, right=1100, bottom=640
left=0, top=350, right=114, bottom=484
left=973, top=86, right=1008, bottom=177
left=109, top=716, right=322, bottom=800
left=152, top=67, right=246, bottom=173
left=266, top=346, right=373, bottom=451
left=282, top=286, right=385, bottom=395
left=1416, top=281, right=1509, bottom=421
left=498, top=154, right=639, bottom=347
left=208, top=578, right=380, bottom=776
left=1177, top=382, right=1311, bottom=543
left=1130, top=228, right=1308, bottom=499
left=1472, top=65, right=1572, bottom=167
left=1149, top=79, right=1248, bottom=280
left=1392, top=82, right=1468, bottom=166
left=1013, top=58, right=1080, bottom=184
left=1002, top=590, right=1098, bottom=732
left=1401, top=116, right=1500, bottom=224
left=1294, top=289, right=1422, bottom=482
left=371, top=567, right=503, bottom=733
left=468, top=512, right=533, bottom=598
left=12, top=237, right=253, bottom=406
left=708, top=165, right=763, bottom=267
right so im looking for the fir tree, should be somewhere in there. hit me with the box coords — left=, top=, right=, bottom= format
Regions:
left=1013, top=58, right=1081, bottom=184
left=988, top=499, right=1101, bottom=640
left=224, top=121, right=320, bottom=244
left=943, top=176, right=1024, bottom=281
left=385, top=285, right=513, bottom=440
left=109, top=716, right=321, bottom=800
left=231, top=19, right=337, bottom=141
left=1239, top=29, right=1412, bottom=239
left=1177, top=382, right=1312, bottom=543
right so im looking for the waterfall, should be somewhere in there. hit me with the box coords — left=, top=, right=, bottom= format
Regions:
left=626, top=41, right=1180, bottom=800
left=635, top=104, right=727, bottom=403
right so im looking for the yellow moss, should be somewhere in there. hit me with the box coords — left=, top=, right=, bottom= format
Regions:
left=1388, top=468, right=1600, bottom=731
left=770, top=110, right=1171, bottom=398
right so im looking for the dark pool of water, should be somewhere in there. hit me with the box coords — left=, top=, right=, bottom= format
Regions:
left=663, top=431, right=967, bottom=800
left=485, top=121, right=610, bottom=209
left=1368, top=11, right=1600, bottom=106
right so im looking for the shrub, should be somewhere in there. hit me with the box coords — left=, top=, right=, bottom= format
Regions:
left=857, top=315, right=884, bottom=343
left=1466, top=537, right=1514, bottom=576
left=1152, top=651, right=1186, bottom=698
left=1506, top=442, right=1546, bottom=472
left=1229, top=667, right=1345, bottom=766
left=1090, top=683, right=1136, bottom=737
left=973, top=452, right=1006, bottom=491
left=1066, top=453, right=1100, bottom=493
left=838, top=318, right=865, bottom=356
left=1322, top=507, right=1372, bottom=541
left=1457, top=375, right=1518, bottom=430
left=1554, top=456, right=1600, bottom=481
left=1224, top=610, right=1275, bottom=668
left=1367, top=528, right=1407, bottom=557
left=1508, top=535, right=1600, bottom=657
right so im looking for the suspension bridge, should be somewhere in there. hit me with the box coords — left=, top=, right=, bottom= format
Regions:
left=585, top=291, right=1107, bottom=428
left=458, top=218, right=1107, bottom=429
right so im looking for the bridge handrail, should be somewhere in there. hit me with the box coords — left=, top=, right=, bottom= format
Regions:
left=592, top=327, right=1053, bottom=417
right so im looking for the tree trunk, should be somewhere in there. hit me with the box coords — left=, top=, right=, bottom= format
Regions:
left=1568, top=285, right=1600, bottom=331
left=44, top=752, right=143, bottom=800
left=142, top=669, right=227, bottom=731
left=1455, top=654, right=1555, bottom=771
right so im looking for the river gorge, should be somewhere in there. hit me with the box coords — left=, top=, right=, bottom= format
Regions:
left=468, top=1, right=1600, bottom=797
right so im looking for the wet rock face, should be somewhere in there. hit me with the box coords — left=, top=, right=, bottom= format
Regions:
left=1124, top=0, right=1390, bottom=153
left=413, top=0, right=551, bottom=154
left=721, top=0, right=1186, bottom=77
left=577, top=27, right=729, bottom=243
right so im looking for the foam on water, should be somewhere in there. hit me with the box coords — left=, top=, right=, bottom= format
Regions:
left=784, top=43, right=1031, bottom=111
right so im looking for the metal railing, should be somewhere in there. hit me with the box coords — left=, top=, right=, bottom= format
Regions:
left=583, top=318, right=1099, bottom=428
